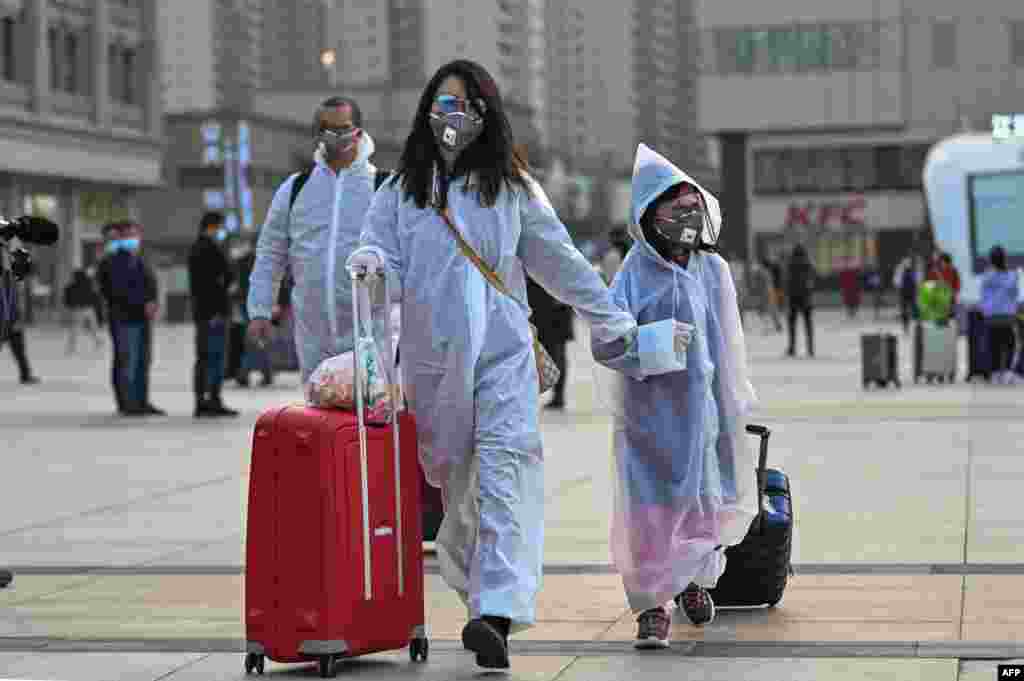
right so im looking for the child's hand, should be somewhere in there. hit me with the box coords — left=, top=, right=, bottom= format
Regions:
left=674, top=321, right=695, bottom=357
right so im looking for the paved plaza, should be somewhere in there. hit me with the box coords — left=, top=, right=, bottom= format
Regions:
left=0, top=307, right=1022, bottom=679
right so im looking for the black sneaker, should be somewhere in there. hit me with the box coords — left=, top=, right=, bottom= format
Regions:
left=208, top=401, right=239, bottom=417
left=194, top=401, right=216, bottom=418
left=461, top=617, right=510, bottom=669
left=675, top=583, right=715, bottom=626
left=0, top=569, right=11, bottom=588
left=634, top=607, right=670, bottom=649
left=142, top=404, right=167, bottom=416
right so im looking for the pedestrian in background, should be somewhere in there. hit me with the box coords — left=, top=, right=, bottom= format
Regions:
left=928, top=251, right=961, bottom=320
left=97, top=221, right=164, bottom=416
left=63, top=268, right=103, bottom=354
left=0, top=269, right=40, bottom=385
left=863, top=266, right=884, bottom=321
left=526, top=275, right=573, bottom=410
left=761, top=253, right=784, bottom=332
left=894, top=253, right=921, bottom=334
left=839, top=257, right=862, bottom=319
left=188, top=211, right=239, bottom=418
left=785, top=243, right=816, bottom=358
left=231, top=239, right=273, bottom=387
left=979, top=245, right=1020, bottom=385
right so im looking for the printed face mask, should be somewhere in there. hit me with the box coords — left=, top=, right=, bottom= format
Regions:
left=652, top=206, right=706, bottom=251
left=318, top=127, right=361, bottom=159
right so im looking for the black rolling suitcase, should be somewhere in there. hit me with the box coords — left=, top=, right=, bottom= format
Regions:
left=707, top=424, right=793, bottom=608
left=860, top=333, right=900, bottom=388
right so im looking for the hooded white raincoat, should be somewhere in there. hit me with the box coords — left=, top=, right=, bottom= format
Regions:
left=594, top=144, right=759, bottom=613
left=248, top=134, right=381, bottom=382
left=350, top=173, right=636, bottom=630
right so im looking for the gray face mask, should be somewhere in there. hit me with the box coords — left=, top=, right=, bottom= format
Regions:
left=429, top=112, right=484, bottom=163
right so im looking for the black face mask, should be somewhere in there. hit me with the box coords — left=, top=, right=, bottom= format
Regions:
left=643, top=206, right=708, bottom=263
left=429, top=112, right=484, bottom=163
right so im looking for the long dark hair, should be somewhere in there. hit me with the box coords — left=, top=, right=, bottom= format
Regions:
left=990, top=245, right=1007, bottom=271
left=394, top=59, right=529, bottom=210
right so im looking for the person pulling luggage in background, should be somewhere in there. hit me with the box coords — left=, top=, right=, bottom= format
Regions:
left=592, top=144, right=759, bottom=649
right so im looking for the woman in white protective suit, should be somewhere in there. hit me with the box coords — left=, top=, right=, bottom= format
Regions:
left=593, top=144, right=759, bottom=649
left=347, top=60, right=639, bottom=669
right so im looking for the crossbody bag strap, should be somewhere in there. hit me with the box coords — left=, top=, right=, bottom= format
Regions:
left=436, top=206, right=515, bottom=300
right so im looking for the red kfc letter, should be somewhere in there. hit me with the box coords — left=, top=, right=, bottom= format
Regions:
left=842, top=196, right=866, bottom=225
left=786, top=203, right=811, bottom=227
left=817, top=203, right=840, bottom=228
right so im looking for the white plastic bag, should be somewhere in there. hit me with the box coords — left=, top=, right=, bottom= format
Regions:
left=305, top=350, right=357, bottom=410
left=305, top=333, right=404, bottom=419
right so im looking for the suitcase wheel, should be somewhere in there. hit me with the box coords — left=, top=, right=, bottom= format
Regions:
left=410, top=636, right=429, bottom=662
left=319, top=654, right=336, bottom=678
left=244, top=653, right=265, bottom=675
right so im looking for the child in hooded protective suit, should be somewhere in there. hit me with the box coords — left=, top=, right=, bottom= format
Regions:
left=594, top=144, right=759, bottom=649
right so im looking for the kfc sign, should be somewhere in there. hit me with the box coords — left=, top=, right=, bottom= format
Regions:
left=785, top=196, right=866, bottom=230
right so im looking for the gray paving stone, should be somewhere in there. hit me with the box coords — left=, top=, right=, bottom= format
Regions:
left=0, top=651, right=205, bottom=681
left=555, top=655, right=958, bottom=681
left=160, top=650, right=573, bottom=680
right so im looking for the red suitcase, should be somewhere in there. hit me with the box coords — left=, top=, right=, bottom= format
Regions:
left=244, top=268, right=427, bottom=678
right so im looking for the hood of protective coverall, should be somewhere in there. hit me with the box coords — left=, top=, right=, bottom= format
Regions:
left=324, top=131, right=377, bottom=342
left=627, top=143, right=721, bottom=267
left=594, top=143, right=758, bottom=613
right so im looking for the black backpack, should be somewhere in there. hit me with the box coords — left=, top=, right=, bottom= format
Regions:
left=288, top=167, right=392, bottom=213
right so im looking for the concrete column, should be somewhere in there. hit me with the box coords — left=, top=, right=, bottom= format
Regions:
left=29, top=0, right=49, bottom=113
left=58, top=181, right=79, bottom=308
left=92, top=0, right=109, bottom=127
left=140, top=0, right=162, bottom=137
left=718, top=132, right=750, bottom=262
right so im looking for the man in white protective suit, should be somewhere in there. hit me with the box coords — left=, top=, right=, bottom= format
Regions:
left=248, top=96, right=387, bottom=382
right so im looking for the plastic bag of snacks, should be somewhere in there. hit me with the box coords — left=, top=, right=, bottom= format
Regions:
left=305, top=336, right=403, bottom=421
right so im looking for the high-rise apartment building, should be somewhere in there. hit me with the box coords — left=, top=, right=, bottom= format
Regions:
left=320, top=0, right=541, bottom=123
left=543, top=0, right=704, bottom=176
left=632, top=0, right=711, bottom=185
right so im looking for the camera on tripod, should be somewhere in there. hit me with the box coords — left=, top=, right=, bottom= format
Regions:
left=0, top=215, right=59, bottom=281
left=1, top=215, right=59, bottom=342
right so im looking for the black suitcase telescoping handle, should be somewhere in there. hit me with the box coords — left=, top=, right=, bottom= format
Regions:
left=745, top=423, right=771, bottom=534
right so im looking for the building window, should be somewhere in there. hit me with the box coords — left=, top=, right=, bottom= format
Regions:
left=931, top=20, right=956, bottom=69
left=109, top=43, right=137, bottom=104
left=753, top=144, right=930, bottom=195
left=1, top=16, right=15, bottom=82
left=63, top=31, right=78, bottom=92
left=709, top=22, right=882, bottom=75
left=1011, top=21, right=1024, bottom=67
left=47, top=26, right=59, bottom=90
